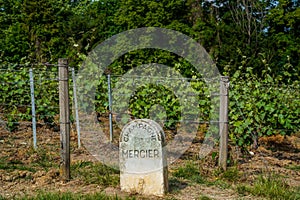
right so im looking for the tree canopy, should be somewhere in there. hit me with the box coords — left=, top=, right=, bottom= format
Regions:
left=0, top=0, right=299, bottom=79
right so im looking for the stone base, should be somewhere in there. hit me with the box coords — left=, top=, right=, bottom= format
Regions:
left=120, top=170, right=168, bottom=196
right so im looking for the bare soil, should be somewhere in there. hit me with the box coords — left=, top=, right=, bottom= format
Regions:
left=0, top=121, right=299, bottom=200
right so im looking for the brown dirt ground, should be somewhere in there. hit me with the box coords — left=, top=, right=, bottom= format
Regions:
left=0, top=120, right=299, bottom=200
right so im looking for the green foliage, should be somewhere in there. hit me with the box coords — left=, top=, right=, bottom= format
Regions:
left=0, top=0, right=120, bottom=64
left=228, top=54, right=299, bottom=146
left=266, top=0, right=300, bottom=73
left=0, top=65, right=30, bottom=131
left=0, top=64, right=60, bottom=131
left=129, top=84, right=180, bottom=127
left=114, top=0, right=191, bottom=31
left=1, top=0, right=299, bottom=79
left=89, top=47, right=212, bottom=129
left=33, top=66, right=59, bottom=124
left=67, top=0, right=121, bottom=66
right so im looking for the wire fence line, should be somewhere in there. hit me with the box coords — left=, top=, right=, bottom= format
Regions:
left=0, top=62, right=299, bottom=151
left=0, top=63, right=79, bottom=149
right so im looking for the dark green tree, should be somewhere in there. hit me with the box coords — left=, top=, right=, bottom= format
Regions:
left=67, top=0, right=121, bottom=66
left=264, top=0, right=300, bottom=79
left=20, top=0, right=73, bottom=63
left=0, top=0, right=28, bottom=63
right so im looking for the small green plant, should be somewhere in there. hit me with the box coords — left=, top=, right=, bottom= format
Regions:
left=5, top=108, right=19, bottom=132
left=220, top=167, right=240, bottom=182
left=198, top=195, right=212, bottom=200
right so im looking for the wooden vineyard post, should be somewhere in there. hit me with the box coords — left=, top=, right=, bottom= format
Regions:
left=58, top=58, right=70, bottom=180
left=219, top=76, right=229, bottom=171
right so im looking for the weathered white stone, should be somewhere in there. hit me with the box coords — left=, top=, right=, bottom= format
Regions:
left=119, top=119, right=168, bottom=196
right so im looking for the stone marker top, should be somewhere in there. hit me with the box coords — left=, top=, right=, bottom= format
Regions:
left=119, top=119, right=166, bottom=174
left=120, top=119, right=165, bottom=144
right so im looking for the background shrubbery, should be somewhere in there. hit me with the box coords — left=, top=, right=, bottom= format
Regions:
left=0, top=0, right=299, bottom=147
left=0, top=55, right=299, bottom=147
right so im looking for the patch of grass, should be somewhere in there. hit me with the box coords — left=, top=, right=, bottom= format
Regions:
left=30, top=148, right=59, bottom=170
left=172, top=162, right=235, bottom=189
left=0, top=157, right=36, bottom=172
left=71, top=161, right=119, bottom=186
left=164, top=197, right=178, bottom=200
left=237, top=175, right=300, bottom=200
left=220, top=167, right=240, bottom=182
left=212, top=179, right=231, bottom=189
left=172, top=162, right=205, bottom=184
left=168, top=177, right=188, bottom=194
left=198, top=195, right=212, bottom=200
left=0, top=147, right=58, bottom=173
left=285, top=165, right=300, bottom=171
left=200, top=167, right=239, bottom=189
left=12, top=191, right=136, bottom=200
